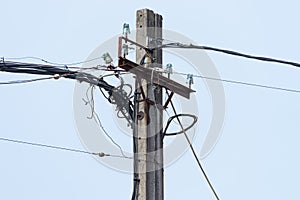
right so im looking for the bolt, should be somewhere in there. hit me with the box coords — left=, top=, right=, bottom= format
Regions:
left=137, top=111, right=144, bottom=120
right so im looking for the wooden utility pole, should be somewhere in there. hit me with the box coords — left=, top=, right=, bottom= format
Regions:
left=134, top=8, right=164, bottom=200
left=118, top=8, right=193, bottom=200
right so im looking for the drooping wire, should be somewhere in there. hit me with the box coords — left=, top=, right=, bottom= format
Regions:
left=0, top=136, right=131, bottom=159
left=166, top=91, right=220, bottom=200
left=83, top=84, right=132, bottom=159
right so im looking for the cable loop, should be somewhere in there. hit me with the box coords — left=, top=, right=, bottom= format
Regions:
left=163, top=114, right=198, bottom=136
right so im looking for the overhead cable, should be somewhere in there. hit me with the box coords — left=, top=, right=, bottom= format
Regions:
left=171, top=71, right=300, bottom=94
left=3, top=56, right=103, bottom=66
left=152, top=41, right=300, bottom=69
left=0, top=136, right=131, bottom=159
left=0, top=76, right=56, bottom=85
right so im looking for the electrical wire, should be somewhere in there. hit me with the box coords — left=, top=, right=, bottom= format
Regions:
left=0, top=76, right=56, bottom=85
left=171, top=71, right=300, bottom=94
left=131, top=178, right=139, bottom=200
left=0, top=60, right=117, bottom=92
left=166, top=91, right=220, bottom=200
left=152, top=41, right=300, bottom=69
left=1, top=57, right=130, bottom=75
left=151, top=63, right=300, bottom=94
left=3, top=56, right=103, bottom=66
left=2, top=56, right=131, bottom=72
left=150, top=39, right=300, bottom=93
left=0, top=136, right=131, bottom=159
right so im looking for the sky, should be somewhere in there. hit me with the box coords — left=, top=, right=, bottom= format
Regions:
left=1, top=0, right=300, bottom=199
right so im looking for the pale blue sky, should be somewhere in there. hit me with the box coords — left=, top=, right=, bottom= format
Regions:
left=1, top=0, right=300, bottom=199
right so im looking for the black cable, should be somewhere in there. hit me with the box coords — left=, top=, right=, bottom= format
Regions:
left=99, top=87, right=111, bottom=101
left=154, top=42, right=300, bottom=69
left=0, top=60, right=115, bottom=91
left=131, top=179, right=139, bottom=200
left=163, top=114, right=198, bottom=136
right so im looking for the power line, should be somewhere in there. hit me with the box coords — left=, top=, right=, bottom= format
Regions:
left=3, top=56, right=103, bottom=66
left=0, top=76, right=56, bottom=85
left=0, top=60, right=116, bottom=91
left=1, top=57, right=119, bottom=72
left=2, top=56, right=130, bottom=71
left=153, top=41, right=300, bottom=69
left=171, top=71, right=300, bottom=94
left=0, top=136, right=131, bottom=159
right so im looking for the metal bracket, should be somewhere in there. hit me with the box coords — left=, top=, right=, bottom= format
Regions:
left=118, top=36, right=153, bottom=58
left=118, top=57, right=195, bottom=99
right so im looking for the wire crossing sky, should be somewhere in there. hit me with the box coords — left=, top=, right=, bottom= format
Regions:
left=154, top=42, right=300, bottom=68
left=0, top=136, right=133, bottom=159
